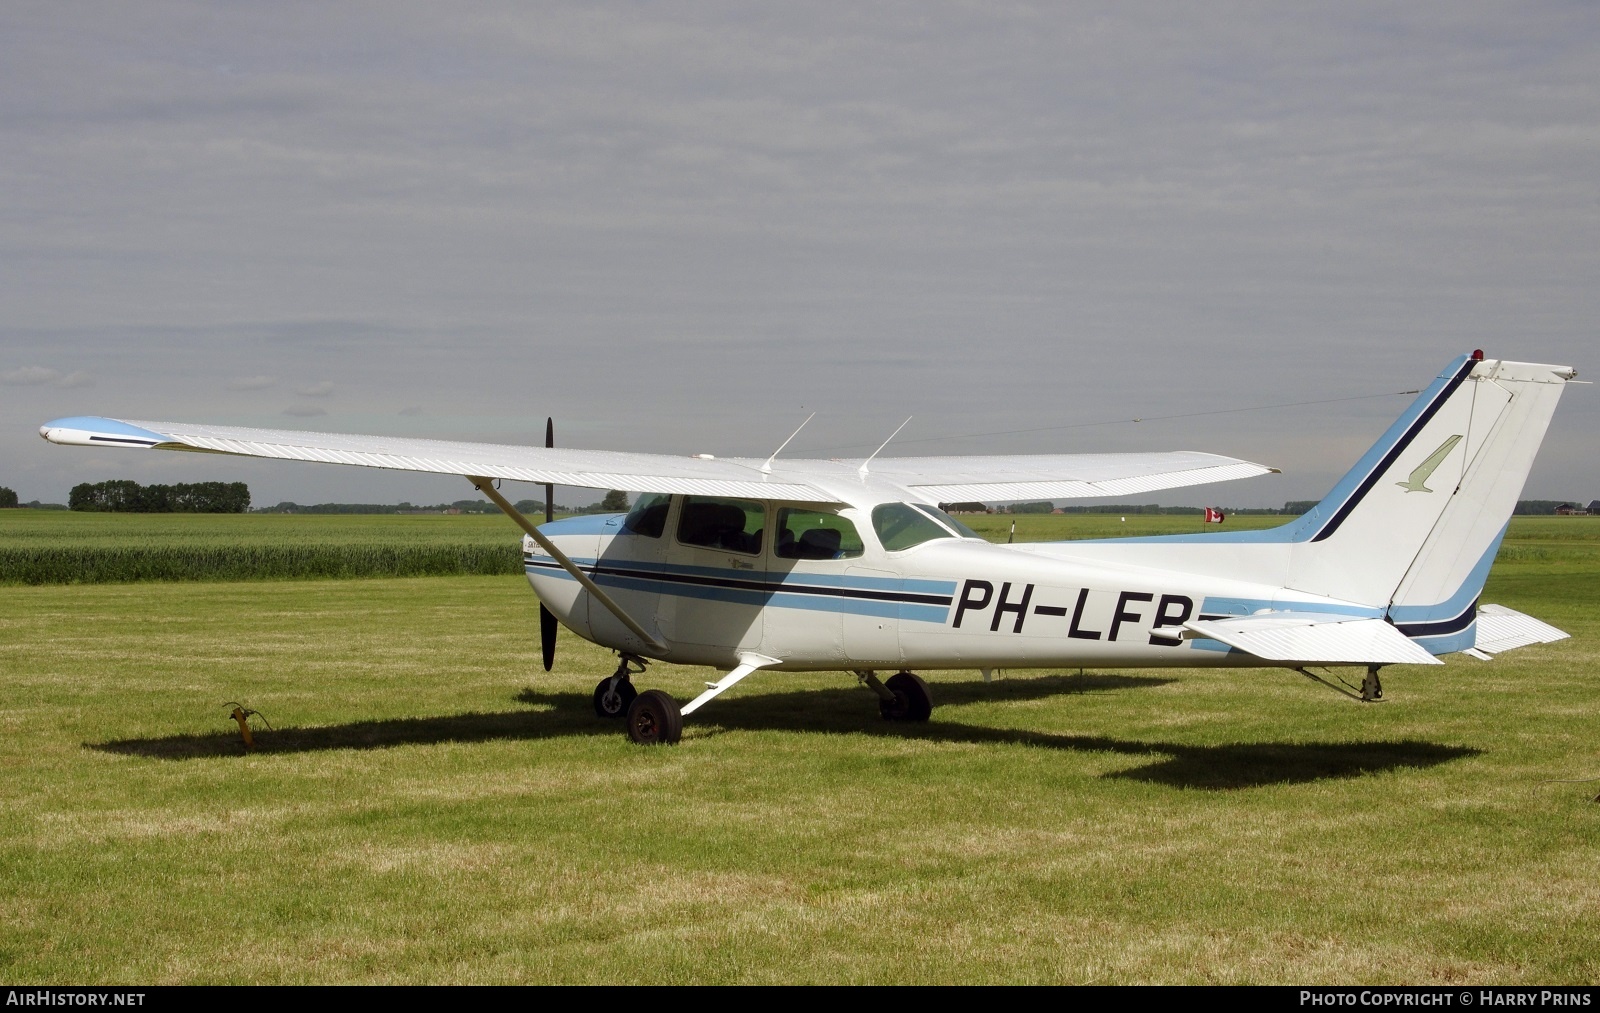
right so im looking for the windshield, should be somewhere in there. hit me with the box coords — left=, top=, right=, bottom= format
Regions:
left=912, top=503, right=980, bottom=539
left=871, top=502, right=957, bottom=552
left=622, top=493, right=670, bottom=537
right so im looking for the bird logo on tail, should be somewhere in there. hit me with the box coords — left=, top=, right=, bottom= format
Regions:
left=1396, top=434, right=1463, bottom=493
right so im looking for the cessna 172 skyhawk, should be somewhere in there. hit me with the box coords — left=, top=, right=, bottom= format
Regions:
left=41, top=352, right=1573, bottom=744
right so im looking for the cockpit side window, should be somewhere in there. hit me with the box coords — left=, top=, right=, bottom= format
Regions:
left=622, top=492, right=670, bottom=538
left=871, top=502, right=957, bottom=552
left=775, top=508, right=864, bottom=560
left=677, top=496, right=765, bottom=555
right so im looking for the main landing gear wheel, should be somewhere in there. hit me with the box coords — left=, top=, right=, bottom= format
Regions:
left=593, top=676, right=638, bottom=719
left=879, top=671, right=933, bottom=722
left=626, top=689, right=683, bottom=745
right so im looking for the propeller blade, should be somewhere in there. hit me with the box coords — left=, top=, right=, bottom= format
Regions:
left=540, top=603, right=557, bottom=672
left=541, top=416, right=555, bottom=671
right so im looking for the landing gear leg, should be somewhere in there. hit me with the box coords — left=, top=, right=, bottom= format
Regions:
left=856, top=670, right=933, bottom=722
left=1361, top=665, right=1384, bottom=703
left=594, top=654, right=645, bottom=718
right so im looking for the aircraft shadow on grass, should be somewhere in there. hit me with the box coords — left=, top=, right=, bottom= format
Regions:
left=88, top=672, right=1478, bottom=790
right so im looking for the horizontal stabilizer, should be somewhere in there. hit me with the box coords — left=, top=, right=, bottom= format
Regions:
left=1183, top=612, right=1442, bottom=666
left=1470, top=604, right=1569, bottom=655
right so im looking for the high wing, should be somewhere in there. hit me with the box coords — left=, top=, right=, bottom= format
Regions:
left=864, top=452, right=1276, bottom=502
left=41, top=417, right=826, bottom=501
left=39, top=416, right=1277, bottom=503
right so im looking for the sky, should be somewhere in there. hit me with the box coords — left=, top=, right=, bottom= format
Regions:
left=3, top=2, right=1596, bottom=509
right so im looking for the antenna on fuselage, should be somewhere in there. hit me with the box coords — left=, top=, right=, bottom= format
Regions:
left=858, top=416, right=912, bottom=479
left=761, top=412, right=816, bottom=475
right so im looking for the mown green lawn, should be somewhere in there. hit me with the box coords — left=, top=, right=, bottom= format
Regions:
left=0, top=517, right=1596, bottom=983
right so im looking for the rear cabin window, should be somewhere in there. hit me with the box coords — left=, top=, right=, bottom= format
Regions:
left=621, top=492, right=670, bottom=537
left=677, top=496, right=765, bottom=555
left=871, top=502, right=958, bottom=552
left=775, top=508, right=864, bottom=560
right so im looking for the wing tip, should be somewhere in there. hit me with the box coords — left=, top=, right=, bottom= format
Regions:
left=40, top=417, right=170, bottom=449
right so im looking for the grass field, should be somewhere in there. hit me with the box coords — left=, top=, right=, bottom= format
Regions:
left=1, top=515, right=1597, bottom=982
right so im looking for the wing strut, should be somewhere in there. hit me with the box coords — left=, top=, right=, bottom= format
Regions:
left=469, top=476, right=668, bottom=653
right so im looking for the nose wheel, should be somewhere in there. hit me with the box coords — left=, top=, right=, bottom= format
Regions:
left=593, top=676, right=638, bottom=718
left=593, top=655, right=646, bottom=718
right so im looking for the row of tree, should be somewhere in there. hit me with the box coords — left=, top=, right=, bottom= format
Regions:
left=254, top=491, right=633, bottom=515
left=68, top=480, right=250, bottom=513
left=257, top=499, right=503, bottom=515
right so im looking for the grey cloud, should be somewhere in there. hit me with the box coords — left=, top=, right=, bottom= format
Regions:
left=295, top=381, right=335, bottom=397
left=0, top=4, right=1593, bottom=506
left=1, top=367, right=92, bottom=388
left=282, top=404, right=328, bottom=417
left=3, top=367, right=61, bottom=385
left=398, top=405, right=424, bottom=416
left=227, top=375, right=277, bottom=391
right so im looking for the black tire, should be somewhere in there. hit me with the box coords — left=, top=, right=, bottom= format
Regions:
left=593, top=676, right=638, bottom=719
left=626, top=689, right=683, bottom=745
left=879, top=671, right=933, bottom=722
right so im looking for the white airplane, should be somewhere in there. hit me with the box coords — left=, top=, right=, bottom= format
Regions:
left=41, top=352, right=1574, bottom=744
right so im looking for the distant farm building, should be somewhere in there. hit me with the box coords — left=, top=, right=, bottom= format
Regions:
left=1554, top=503, right=1591, bottom=516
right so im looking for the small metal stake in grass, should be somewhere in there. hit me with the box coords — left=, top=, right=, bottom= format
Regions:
left=224, top=702, right=272, bottom=752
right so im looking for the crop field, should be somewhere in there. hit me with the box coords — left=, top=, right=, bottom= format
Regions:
left=3, top=509, right=1591, bottom=584
left=0, top=514, right=1596, bottom=983
left=0, top=510, right=523, bottom=583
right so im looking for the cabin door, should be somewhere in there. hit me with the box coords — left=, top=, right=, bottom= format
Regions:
left=659, top=495, right=767, bottom=658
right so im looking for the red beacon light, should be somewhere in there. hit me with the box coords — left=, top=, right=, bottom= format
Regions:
left=1472, top=349, right=1484, bottom=360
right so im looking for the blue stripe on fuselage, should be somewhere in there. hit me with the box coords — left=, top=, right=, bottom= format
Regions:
left=1186, top=528, right=1503, bottom=656
left=536, top=513, right=625, bottom=535
left=524, top=556, right=957, bottom=623
left=1386, top=524, right=1506, bottom=624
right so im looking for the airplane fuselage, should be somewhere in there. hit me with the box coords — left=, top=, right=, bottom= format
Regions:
left=524, top=500, right=1376, bottom=673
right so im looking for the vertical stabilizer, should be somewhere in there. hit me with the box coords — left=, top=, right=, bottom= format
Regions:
left=1280, top=356, right=1573, bottom=638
